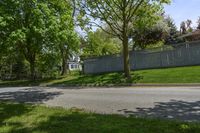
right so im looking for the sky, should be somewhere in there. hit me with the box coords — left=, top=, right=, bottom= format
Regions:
left=165, top=0, right=200, bottom=28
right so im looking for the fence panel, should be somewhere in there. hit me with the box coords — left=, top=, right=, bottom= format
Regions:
left=84, top=41, right=200, bottom=74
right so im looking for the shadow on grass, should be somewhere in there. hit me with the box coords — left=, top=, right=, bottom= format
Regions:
left=0, top=76, right=67, bottom=87
left=0, top=102, right=33, bottom=133
left=0, top=72, right=143, bottom=87
left=1, top=102, right=200, bottom=133
left=51, top=72, right=143, bottom=87
left=118, top=100, right=200, bottom=122
left=0, top=78, right=55, bottom=87
left=0, top=87, right=62, bottom=103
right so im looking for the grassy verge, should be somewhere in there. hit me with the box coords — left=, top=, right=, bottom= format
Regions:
left=0, top=102, right=200, bottom=133
left=2, top=66, right=200, bottom=87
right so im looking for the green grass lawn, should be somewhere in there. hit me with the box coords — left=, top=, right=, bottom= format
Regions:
left=1, top=66, right=200, bottom=87
left=135, top=66, right=200, bottom=83
left=0, top=102, right=200, bottom=133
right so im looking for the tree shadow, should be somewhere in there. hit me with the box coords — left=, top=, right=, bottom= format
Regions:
left=1, top=102, right=200, bottom=133
left=0, top=88, right=63, bottom=132
left=0, top=87, right=63, bottom=103
left=21, top=108, right=200, bottom=133
left=51, top=73, right=143, bottom=87
left=0, top=102, right=33, bottom=133
left=0, top=72, right=143, bottom=87
left=0, top=77, right=64, bottom=87
left=31, top=111, right=97, bottom=133
left=118, top=100, right=200, bottom=122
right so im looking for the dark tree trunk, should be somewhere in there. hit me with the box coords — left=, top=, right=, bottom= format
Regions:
left=30, top=58, right=35, bottom=80
left=9, top=64, right=13, bottom=79
left=121, top=1, right=131, bottom=79
left=61, top=57, right=67, bottom=76
left=122, top=37, right=131, bottom=79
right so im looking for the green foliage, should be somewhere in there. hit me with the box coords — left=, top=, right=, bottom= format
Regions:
left=164, top=16, right=179, bottom=44
left=0, top=0, right=172, bottom=79
left=165, top=16, right=178, bottom=35
left=81, top=0, right=171, bottom=78
left=132, top=18, right=170, bottom=50
left=45, top=0, right=80, bottom=75
left=37, top=53, right=60, bottom=78
left=131, top=6, right=178, bottom=49
left=0, top=0, right=80, bottom=79
left=131, top=14, right=180, bottom=49
left=83, top=29, right=121, bottom=58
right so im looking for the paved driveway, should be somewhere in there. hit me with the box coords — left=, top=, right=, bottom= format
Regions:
left=0, top=86, right=200, bottom=122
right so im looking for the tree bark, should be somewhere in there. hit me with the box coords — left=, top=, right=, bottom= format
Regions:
left=30, top=58, right=35, bottom=80
left=121, top=0, right=131, bottom=79
left=122, top=37, right=131, bottom=79
left=9, top=64, right=13, bottom=79
left=61, top=56, right=67, bottom=76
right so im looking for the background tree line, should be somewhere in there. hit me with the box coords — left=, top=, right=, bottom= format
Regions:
left=180, top=17, right=200, bottom=35
left=0, top=0, right=80, bottom=80
left=2, top=0, right=200, bottom=80
left=1, top=0, right=173, bottom=80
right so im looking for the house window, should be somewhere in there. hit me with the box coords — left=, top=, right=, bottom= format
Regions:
left=71, top=64, right=74, bottom=69
left=69, top=64, right=79, bottom=70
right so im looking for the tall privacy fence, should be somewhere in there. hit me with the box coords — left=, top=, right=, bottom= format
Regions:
left=83, top=41, right=200, bottom=74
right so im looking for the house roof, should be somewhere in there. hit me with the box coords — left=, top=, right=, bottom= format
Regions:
left=179, top=30, right=200, bottom=39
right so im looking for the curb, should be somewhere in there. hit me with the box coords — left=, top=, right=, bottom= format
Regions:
left=48, top=83, right=200, bottom=88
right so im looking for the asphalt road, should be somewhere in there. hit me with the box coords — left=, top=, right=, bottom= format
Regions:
left=0, top=86, right=200, bottom=121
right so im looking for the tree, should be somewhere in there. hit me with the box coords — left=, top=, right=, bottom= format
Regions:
left=197, top=17, right=200, bottom=30
left=164, top=16, right=178, bottom=44
left=46, top=0, right=80, bottom=75
left=0, top=0, right=79, bottom=79
left=186, top=19, right=193, bottom=32
left=130, top=6, right=174, bottom=50
left=59, top=32, right=79, bottom=76
left=1, top=0, right=45, bottom=79
left=180, top=20, right=193, bottom=35
left=83, top=29, right=121, bottom=58
left=132, top=15, right=170, bottom=50
left=180, top=21, right=187, bottom=34
left=80, top=0, right=170, bottom=78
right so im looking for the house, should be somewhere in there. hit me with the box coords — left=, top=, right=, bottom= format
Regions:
left=178, top=30, right=200, bottom=41
left=171, top=30, right=200, bottom=49
left=67, top=54, right=82, bottom=71
left=67, top=45, right=85, bottom=71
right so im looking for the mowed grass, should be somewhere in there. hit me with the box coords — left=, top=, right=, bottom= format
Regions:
left=0, top=102, right=200, bottom=133
left=135, top=66, right=200, bottom=83
left=1, top=66, right=200, bottom=87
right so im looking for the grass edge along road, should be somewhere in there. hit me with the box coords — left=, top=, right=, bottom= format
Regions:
left=0, top=102, right=200, bottom=133
left=1, top=66, right=200, bottom=87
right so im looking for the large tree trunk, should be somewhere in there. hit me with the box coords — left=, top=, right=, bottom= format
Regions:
left=122, top=37, right=131, bottom=79
left=61, top=56, right=67, bottom=76
left=30, top=58, right=35, bottom=80
left=9, top=64, right=13, bottom=79
left=60, top=47, right=70, bottom=76
left=121, top=2, right=131, bottom=79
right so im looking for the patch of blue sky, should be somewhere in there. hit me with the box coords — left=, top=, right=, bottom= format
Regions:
left=165, top=0, right=200, bottom=28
